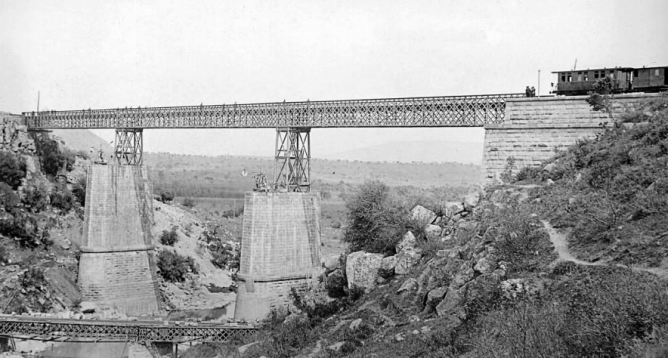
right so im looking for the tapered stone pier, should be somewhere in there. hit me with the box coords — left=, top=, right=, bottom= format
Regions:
left=77, top=165, right=161, bottom=315
left=234, top=192, right=322, bottom=321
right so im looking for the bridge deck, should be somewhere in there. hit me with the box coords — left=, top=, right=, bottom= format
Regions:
left=22, top=94, right=524, bottom=129
left=0, top=315, right=256, bottom=343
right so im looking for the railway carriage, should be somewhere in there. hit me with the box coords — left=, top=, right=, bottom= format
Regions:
left=552, top=65, right=668, bottom=96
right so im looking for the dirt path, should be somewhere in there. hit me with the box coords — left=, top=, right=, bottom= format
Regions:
left=541, top=220, right=668, bottom=279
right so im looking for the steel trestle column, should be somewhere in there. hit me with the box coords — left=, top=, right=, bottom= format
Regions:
left=115, top=128, right=143, bottom=165
left=273, top=127, right=310, bottom=192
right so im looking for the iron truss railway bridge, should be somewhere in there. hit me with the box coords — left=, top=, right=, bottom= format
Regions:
left=0, top=315, right=256, bottom=344
left=21, top=93, right=524, bottom=192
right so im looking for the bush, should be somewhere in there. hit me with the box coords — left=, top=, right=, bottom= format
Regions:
left=182, top=197, right=196, bottom=208
left=562, top=267, right=668, bottom=357
left=72, top=177, right=86, bottom=206
left=22, top=183, right=49, bottom=212
left=0, top=151, right=27, bottom=189
left=157, top=250, right=198, bottom=282
left=342, top=180, right=408, bottom=255
left=159, top=229, right=179, bottom=246
left=33, top=134, right=75, bottom=177
left=0, top=182, right=19, bottom=211
left=159, top=191, right=174, bottom=203
left=50, top=188, right=76, bottom=212
left=0, top=213, right=51, bottom=249
left=256, top=310, right=319, bottom=358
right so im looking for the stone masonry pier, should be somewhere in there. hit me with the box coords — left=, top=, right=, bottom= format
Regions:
left=234, top=192, right=322, bottom=321
left=78, top=165, right=161, bottom=315
left=482, top=93, right=660, bottom=183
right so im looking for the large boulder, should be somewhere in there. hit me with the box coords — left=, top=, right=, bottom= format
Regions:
left=411, top=205, right=436, bottom=224
left=346, top=251, right=384, bottom=290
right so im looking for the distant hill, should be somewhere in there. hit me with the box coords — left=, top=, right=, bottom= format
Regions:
left=318, top=140, right=484, bottom=164
left=50, top=129, right=114, bottom=154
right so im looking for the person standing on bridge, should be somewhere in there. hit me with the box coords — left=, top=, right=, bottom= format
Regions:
left=525, top=86, right=531, bottom=97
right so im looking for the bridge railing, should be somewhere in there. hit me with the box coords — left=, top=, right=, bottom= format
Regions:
left=22, top=94, right=524, bottom=129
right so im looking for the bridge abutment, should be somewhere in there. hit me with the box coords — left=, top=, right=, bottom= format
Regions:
left=78, top=164, right=161, bottom=315
left=482, top=93, right=658, bottom=184
left=234, top=191, right=322, bottom=321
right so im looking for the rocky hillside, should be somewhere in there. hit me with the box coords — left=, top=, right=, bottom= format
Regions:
left=195, top=94, right=668, bottom=358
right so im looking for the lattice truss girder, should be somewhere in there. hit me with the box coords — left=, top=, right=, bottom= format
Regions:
left=115, top=128, right=143, bottom=165
left=274, top=128, right=310, bottom=192
left=22, top=94, right=524, bottom=129
left=0, top=319, right=256, bottom=343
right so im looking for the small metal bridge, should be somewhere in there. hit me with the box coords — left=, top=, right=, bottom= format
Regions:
left=0, top=315, right=256, bottom=344
left=20, top=93, right=524, bottom=192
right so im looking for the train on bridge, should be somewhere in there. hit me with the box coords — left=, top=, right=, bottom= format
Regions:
left=552, top=64, right=668, bottom=96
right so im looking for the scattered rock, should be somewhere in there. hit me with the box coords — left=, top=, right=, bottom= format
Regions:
left=379, top=256, right=397, bottom=278
left=435, top=285, right=467, bottom=322
left=425, top=286, right=448, bottom=308
left=396, top=232, right=417, bottom=253
left=473, top=257, right=496, bottom=275
left=425, top=225, right=442, bottom=240
left=327, top=342, right=346, bottom=353
left=445, top=201, right=464, bottom=217
left=322, top=255, right=341, bottom=274
left=394, top=249, right=422, bottom=275
left=395, top=333, right=405, bottom=342
left=464, top=191, right=481, bottom=210
left=411, top=205, right=437, bottom=224
left=349, top=318, right=363, bottom=330
left=543, top=162, right=557, bottom=172
left=396, top=278, right=418, bottom=295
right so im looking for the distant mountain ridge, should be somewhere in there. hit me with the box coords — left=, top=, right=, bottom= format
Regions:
left=318, top=140, right=484, bottom=164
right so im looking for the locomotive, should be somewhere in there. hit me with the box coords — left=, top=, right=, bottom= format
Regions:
left=551, top=65, right=667, bottom=96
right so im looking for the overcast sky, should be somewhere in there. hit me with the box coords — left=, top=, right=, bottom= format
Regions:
left=1, top=0, right=667, bottom=159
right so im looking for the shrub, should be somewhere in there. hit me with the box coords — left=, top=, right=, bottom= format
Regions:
left=71, top=176, right=86, bottom=206
left=0, top=182, right=19, bottom=211
left=50, top=189, right=76, bottom=212
left=0, top=151, right=27, bottom=189
left=157, top=250, right=198, bottom=282
left=33, top=134, right=75, bottom=177
left=159, top=229, right=179, bottom=246
left=342, top=180, right=408, bottom=255
left=256, top=310, right=319, bottom=358
left=159, top=191, right=174, bottom=203
left=562, top=267, right=668, bottom=357
left=182, top=197, right=196, bottom=208
left=478, top=196, right=555, bottom=274
left=0, top=213, right=51, bottom=249
left=22, top=183, right=49, bottom=212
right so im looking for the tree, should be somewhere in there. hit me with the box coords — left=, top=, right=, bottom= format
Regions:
left=586, top=77, right=615, bottom=119
left=0, top=151, right=27, bottom=189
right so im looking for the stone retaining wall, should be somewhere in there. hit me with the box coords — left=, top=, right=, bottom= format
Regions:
left=481, top=93, right=660, bottom=183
